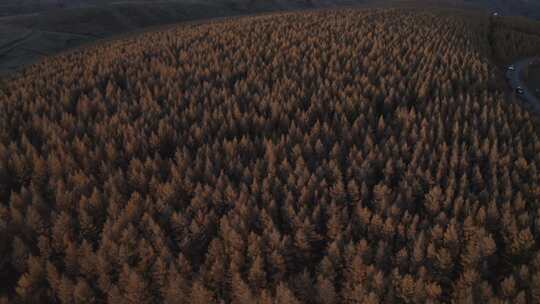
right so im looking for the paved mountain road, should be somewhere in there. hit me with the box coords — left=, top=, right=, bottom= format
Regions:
left=505, top=57, right=540, bottom=113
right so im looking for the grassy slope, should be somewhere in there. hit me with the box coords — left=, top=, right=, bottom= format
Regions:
left=5, top=1, right=285, bottom=36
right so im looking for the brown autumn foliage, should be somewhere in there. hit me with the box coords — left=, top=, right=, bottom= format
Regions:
left=0, top=8, right=540, bottom=303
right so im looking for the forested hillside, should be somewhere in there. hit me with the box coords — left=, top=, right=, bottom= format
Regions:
left=1, top=9, right=540, bottom=303
left=490, top=14, right=540, bottom=64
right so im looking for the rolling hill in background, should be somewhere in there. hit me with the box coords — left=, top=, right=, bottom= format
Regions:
left=470, top=0, right=540, bottom=19
left=2, top=0, right=540, bottom=17
left=0, top=0, right=343, bottom=76
left=1, top=0, right=540, bottom=76
left=1, top=8, right=540, bottom=303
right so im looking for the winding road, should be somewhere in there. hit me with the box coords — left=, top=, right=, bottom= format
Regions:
left=505, top=57, right=540, bottom=113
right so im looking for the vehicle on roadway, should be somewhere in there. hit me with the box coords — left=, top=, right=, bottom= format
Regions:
left=508, top=65, right=516, bottom=71
left=516, top=86, right=525, bottom=95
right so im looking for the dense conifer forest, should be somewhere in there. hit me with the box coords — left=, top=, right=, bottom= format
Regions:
left=1, top=8, right=540, bottom=303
